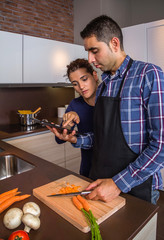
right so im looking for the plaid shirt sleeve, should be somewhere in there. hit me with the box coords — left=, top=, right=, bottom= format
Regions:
left=113, top=64, right=164, bottom=192
left=72, top=132, right=94, bottom=149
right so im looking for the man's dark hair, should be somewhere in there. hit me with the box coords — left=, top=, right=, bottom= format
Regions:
left=80, top=15, right=124, bottom=50
left=67, top=58, right=94, bottom=79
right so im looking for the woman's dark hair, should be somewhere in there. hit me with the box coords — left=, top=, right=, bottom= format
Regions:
left=67, top=58, right=95, bottom=79
left=80, top=15, right=124, bottom=50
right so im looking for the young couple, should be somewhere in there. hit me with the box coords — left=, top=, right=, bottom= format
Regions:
left=50, top=15, right=164, bottom=205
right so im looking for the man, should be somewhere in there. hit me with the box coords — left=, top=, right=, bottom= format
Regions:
left=54, top=15, right=164, bottom=204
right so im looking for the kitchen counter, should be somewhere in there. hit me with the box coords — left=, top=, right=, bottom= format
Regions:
left=0, top=131, right=159, bottom=240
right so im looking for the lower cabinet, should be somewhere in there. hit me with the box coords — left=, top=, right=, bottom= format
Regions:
left=64, top=142, right=81, bottom=173
left=5, top=131, right=81, bottom=174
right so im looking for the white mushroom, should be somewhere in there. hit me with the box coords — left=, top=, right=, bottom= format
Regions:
left=3, top=208, right=23, bottom=229
left=22, top=213, right=40, bottom=233
left=23, top=202, right=41, bottom=217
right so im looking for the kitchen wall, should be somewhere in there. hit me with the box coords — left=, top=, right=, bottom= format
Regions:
left=0, top=0, right=74, bottom=43
left=74, top=0, right=164, bottom=45
left=1, top=0, right=164, bottom=125
left=0, top=87, right=74, bottom=125
left=0, top=0, right=75, bottom=125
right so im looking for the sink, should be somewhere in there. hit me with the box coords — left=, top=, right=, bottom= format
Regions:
left=0, top=155, right=35, bottom=180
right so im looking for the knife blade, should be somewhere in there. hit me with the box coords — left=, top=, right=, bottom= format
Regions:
left=47, top=190, right=91, bottom=197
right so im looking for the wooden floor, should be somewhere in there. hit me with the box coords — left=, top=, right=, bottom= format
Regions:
left=157, top=190, right=164, bottom=240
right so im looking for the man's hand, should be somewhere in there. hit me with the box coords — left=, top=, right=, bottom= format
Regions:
left=62, top=111, right=80, bottom=127
left=85, top=179, right=121, bottom=202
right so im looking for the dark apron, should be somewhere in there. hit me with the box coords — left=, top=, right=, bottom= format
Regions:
left=89, top=58, right=152, bottom=202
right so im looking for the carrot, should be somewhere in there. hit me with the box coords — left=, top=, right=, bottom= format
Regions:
left=0, top=188, right=18, bottom=199
left=0, top=194, right=31, bottom=214
left=58, top=184, right=81, bottom=194
left=72, top=196, right=83, bottom=211
left=77, top=195, right=90, bottom=212
left=0, top=191, right=21, bottom=205
left=72, top=196, right=102, bottom=240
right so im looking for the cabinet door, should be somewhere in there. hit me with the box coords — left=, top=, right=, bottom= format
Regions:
left=23, top=35, right=87, bottom=84
left=73, top=44, right=88, bottom=60
left=24, top=36, right=60, bottom=84
left=0, top=31, right=22, bottom=83
left=7, top=132, right=65, bottom=166
left=122, top=24, right=147, bottom=62
left=65, top=142, right=81, bottom=174
left=147, top=24, right=164, bottom=71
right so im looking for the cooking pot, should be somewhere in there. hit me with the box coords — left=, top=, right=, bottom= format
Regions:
left=18, top=113, right=38, bottom=126
left=18, top=107, right=41, bottom=126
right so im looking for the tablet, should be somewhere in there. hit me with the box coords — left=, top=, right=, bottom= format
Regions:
left=32, top=118, right=86, bottom=137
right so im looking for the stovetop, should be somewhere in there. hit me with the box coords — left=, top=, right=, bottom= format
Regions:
left=0, top=123, right=46, bottom=134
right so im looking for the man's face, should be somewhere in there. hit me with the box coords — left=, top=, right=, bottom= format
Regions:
left=84, top=35, right=117, bottom=73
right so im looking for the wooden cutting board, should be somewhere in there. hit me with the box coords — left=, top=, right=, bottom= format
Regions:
left=33, top=175, right=125, bottom=233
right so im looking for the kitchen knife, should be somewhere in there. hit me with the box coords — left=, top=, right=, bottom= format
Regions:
left=47, top=190, right=91, bottom=197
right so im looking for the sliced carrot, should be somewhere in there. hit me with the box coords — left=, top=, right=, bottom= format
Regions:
left=72, top=196, right=83, bottom=211
left=77, top=195, right=90, bottom=212
left=0, top=194, right=31, bottom=214
left=58, top=184, right=81, bottom=194
left=0, top=191, right=21, bottom=205
left=0, top=188, right=18, bottom=199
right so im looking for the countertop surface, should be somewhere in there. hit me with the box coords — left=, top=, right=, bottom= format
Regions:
left=0, top=125, right=159, bottom=240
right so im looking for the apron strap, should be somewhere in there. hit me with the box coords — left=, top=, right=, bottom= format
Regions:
left=117, top=58, right=133, bottom=97
left=99, top=58, right=133, bottom=98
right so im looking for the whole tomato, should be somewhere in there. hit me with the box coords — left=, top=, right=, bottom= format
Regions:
left=8, top=230, right=30, bottom=240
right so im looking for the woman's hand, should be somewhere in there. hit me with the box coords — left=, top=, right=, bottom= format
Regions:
left=51, top=127, right=77, bottom=144
left=62, top=111, right=80, bottom=127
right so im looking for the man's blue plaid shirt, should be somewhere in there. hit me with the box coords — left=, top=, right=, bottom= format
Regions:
left=73, top=55, right=164, bottom=193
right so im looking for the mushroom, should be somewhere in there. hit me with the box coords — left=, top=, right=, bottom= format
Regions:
left=23, top=202, right=41, bottom=217
left=3, top=208, right=23, bottom=229
left=22, top=213, right=40, bottom=233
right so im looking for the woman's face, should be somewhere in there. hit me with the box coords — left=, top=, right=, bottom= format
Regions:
left=69, top=68, right=98, bottom=102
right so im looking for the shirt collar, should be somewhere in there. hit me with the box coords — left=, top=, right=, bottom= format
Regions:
left=101, top=55, right=131, bottom=83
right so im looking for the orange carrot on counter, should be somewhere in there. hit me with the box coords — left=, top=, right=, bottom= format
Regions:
left=0, top=188, right=18, bottom=199
left=0, top=191, right=21, bottom=205
left=0, top=194, right=31, bottom=214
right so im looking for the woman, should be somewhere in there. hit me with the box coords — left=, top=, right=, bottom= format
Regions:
left=54, top=58, right=99, bottom=177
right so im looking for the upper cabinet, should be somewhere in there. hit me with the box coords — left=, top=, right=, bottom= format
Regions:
left=0, top=31, right=22, bottom=83
left=23, top=36, right=87, bottom=84
left=0, top=31, right=87, bottom=85
left=146, top=20, right=164, bottom=71
left=122, top=19, right=164, bottom=71
left=122, top=24, right=147, bottom=62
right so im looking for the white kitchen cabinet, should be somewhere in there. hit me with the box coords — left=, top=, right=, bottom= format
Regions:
left=0, top=30, right=87, bottom=84
left=122, top=19, right=164, bottom=71
left=5, top=131, right=65, bottom=167
left=0, top=31, right=22, bottom=83
left=4, top=131, right=81, bottom=174
left=23, top=35, right=87, bottom=84
left=65, top=142, right=81, bottom=174
left=122, top=24, right=147, bottom=62
left=147, top=20, right=164, bottom=71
